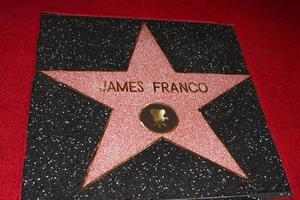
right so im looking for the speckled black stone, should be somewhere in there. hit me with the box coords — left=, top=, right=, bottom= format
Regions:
left=37, top=14, right=142, bottom=71
left=37, top=14, right=247, bottom=74
left=201, top=79, right=291, bottom=199
left=146, top=21, right=248, bottom=74
left=23, top=14, right=291, bottom=199
left=23, top=73, right=111, bottom=199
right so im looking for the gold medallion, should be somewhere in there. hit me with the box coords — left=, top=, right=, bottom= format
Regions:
left=139, top=103, right=179, bottom=133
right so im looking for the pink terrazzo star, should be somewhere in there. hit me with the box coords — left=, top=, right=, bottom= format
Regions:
left=43, top=24, right=249, bottom=189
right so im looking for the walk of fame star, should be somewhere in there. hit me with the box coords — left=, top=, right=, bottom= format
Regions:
left=42, top=24, right=250, bottom=189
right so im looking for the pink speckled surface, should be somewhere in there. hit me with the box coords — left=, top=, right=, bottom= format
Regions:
left=42, top=25, right=249, bottom=188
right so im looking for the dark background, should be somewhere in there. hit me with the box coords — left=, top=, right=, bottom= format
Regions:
left=0, top=0, right=299, bottom=199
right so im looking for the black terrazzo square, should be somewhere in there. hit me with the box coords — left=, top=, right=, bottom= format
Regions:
left=22, top=13, right=291, bottom=200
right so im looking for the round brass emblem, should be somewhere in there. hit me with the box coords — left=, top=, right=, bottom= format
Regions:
left=139, top=103, right=179, bottom=133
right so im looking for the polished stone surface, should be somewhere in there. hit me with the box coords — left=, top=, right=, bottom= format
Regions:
left=22, top=14, right=291, bottom=200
